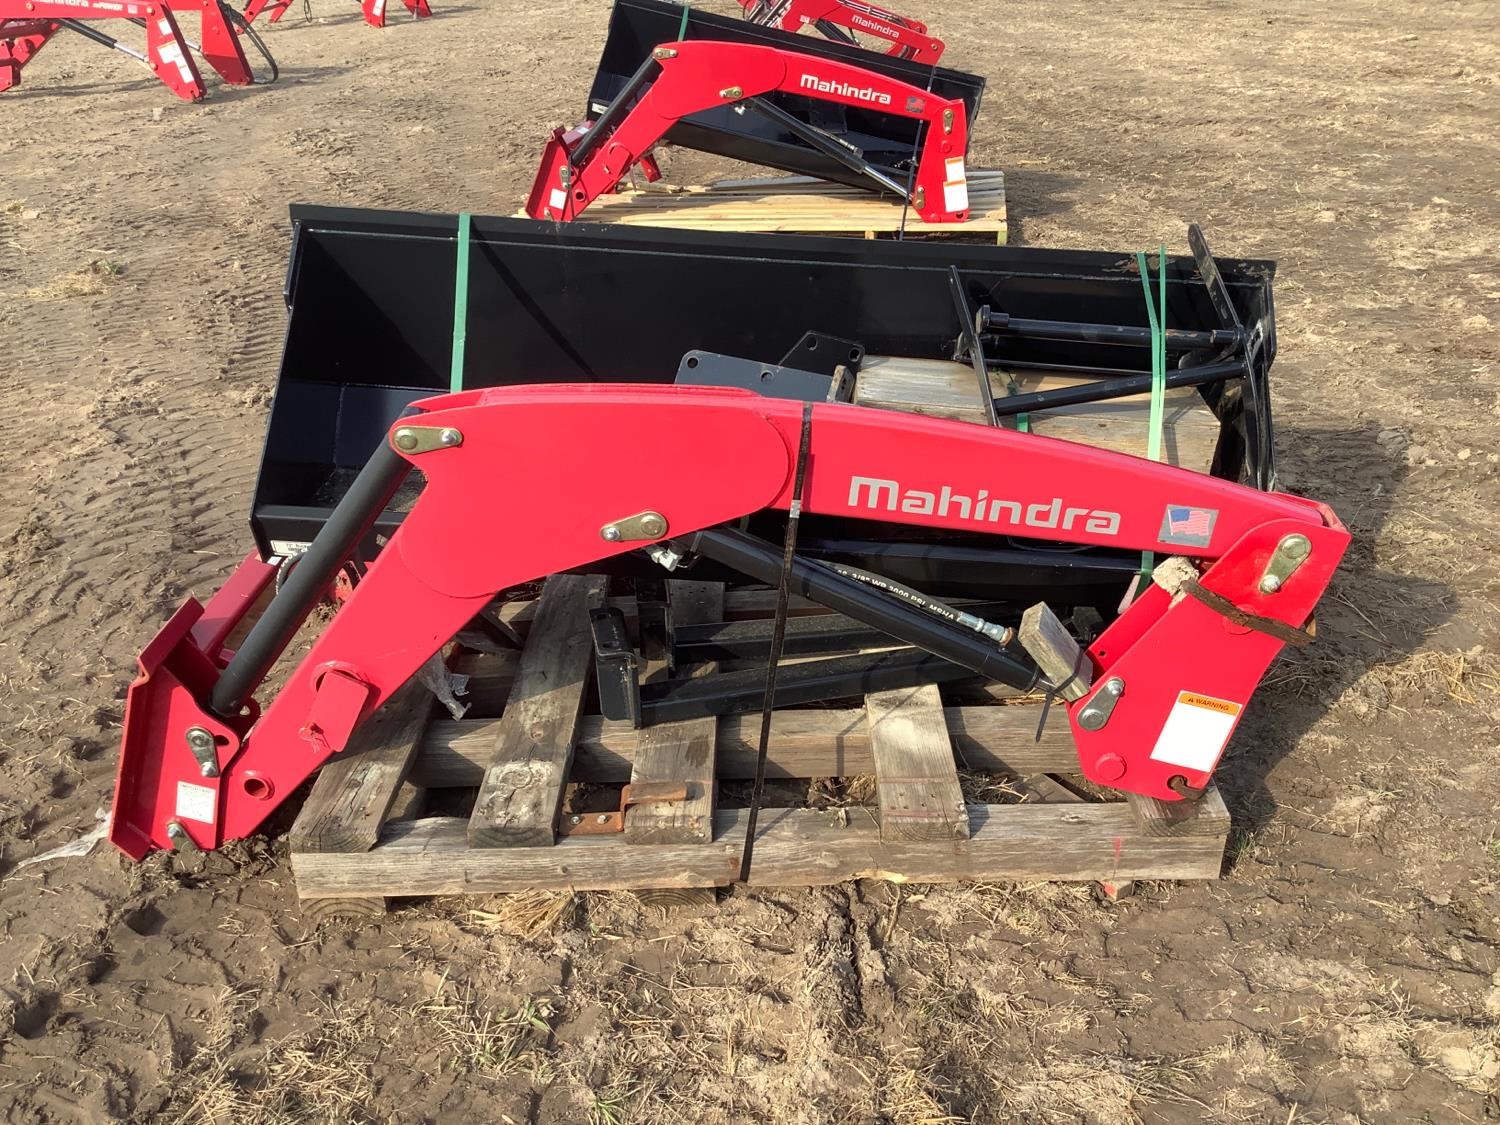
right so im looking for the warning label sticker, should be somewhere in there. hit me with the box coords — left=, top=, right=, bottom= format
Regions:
left=175, top=781, right=217, bottom=825
left=1149, top=691, right=1244, bottom=773
left=943, top=157, right=969, bottom=213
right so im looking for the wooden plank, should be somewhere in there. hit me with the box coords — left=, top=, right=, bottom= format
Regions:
left=411, top=703, right=1074, bottom=789
left=292, top=798, right=1227, bottom=898
left=467, top=574, right=607, bottom=848
left=289, top=676, right=435, bottom=854
left=1126, top=786, right=1230, bottom=839
left=625, top=581, right=723, bottom=844
left=537, top=170, right=1006, bottom=240
left=854, top=356, right=1219, bottom=473
left=865, top=684, right=969, bottom=843
left=1018, top=604, right=1093, bottom=702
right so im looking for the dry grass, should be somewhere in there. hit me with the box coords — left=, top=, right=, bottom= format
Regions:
left=162, top=986, right=378, bottom=1125
left=415, top=972, right=557, bottom=1080
left=465, top=890, right=579, bottom=942
left=23, top=258, right=122, bottom=300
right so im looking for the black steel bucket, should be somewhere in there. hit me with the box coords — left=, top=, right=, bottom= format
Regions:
left=256, top=206, right=1275, bottom=607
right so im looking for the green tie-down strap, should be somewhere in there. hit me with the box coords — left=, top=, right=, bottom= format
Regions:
left=677, top=2, right=689, bottom=40
left=1134, top=246, right=1168, bottom=588
left=450, top=212, right=472, bottom=394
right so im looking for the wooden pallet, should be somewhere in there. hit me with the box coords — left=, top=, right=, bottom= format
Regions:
left=524, top=170, right=1007, bottom=243
left=289, top=579, right=1229, bottom=916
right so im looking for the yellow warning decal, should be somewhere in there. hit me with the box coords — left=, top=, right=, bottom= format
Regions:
left=1177, top=693, right=1241, bottom=717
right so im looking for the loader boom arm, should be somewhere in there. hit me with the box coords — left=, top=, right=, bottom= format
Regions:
left=110, top=384, right=1347, bottom=858
left=525, top=38, right=971, bottom=224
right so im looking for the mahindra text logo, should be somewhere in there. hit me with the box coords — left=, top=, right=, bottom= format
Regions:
left=850, top=13, right=897, bottom=35
left=848, top=476, right=1122, bottom=537
left=799, top=73, right=893, bottom=106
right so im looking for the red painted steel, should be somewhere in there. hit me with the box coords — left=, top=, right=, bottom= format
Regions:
left=524, top=39, right=972, bottom=224
left=108, top=385, right=1348, bottom=857
left=1, top=0, right=252, bottom=99
left=739, top=0, right=944, bottom=63
left=240, top=0, right=429, bottom=30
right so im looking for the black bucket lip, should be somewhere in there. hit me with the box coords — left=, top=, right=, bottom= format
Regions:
left=285, top=204, right=1277, bottom=290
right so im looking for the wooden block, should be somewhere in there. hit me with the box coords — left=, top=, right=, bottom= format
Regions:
left=289, top=676, right=435, bottom=854
left=468, top=574, right=607, bottom=848
left=1018, top=603, right=1092, bottom=702
left=854, top=356, right=1219, bottom=473
left=865, top=684, right=969, bottom=843
left=1126, top=786, right=1230, bottom=840
left=292, top=798, right=1226, bottom=899
left=298, top=896, right=388, bottom=922
left=625, top=581, right=723, bottom=844
left=412, top=703, right=1076, bottom=790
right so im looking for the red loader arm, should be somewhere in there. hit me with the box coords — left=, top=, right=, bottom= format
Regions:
left=740, top=0, right=945, bottom=64
left=110, top=384, right=1347, bottom=858
left=239, top=0, right=429, bottom=30
left=525, top=38, right=971, bottom=224
left=2, top=0, right=252, bottom=99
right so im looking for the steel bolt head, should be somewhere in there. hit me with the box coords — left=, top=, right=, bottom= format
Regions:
left=439, top=428, right=461, bottom=447
left=570, top=815, right=582, bottom=825
left=1260, top=575, right=1283, bottom=593
left=199, top=762, right=218, bottom=778
left=601, top=525, right=622, bottom=542
left=596, top=814, right=609, bottom=824
left=165, top=820, right=186, bottom=839
left=640, top=516, right=665, bottom=538
left=1283, top=534, right=1311, bottom=559
left=186, top=727, right=213, bottom=749
left=393, top=428, right=418, bottom=451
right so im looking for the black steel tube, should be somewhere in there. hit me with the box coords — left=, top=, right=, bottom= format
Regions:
left=61, top=18, right=126, bottom=51
left=743, top=97, right=912, bottom=199
left=210, top=442, right=410, bottom=717
left=687, top=527, right=1039, bottom=691
left=990, top=360, right=1243, bottom=418
left=977, top=307, right=1240, bottom=351
left=570, top=56, right=661, bottom=169
left=950, top=267, right=998, bottom=426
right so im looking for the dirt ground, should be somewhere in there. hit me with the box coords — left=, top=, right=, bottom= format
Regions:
left=2, top=0, right=1498, bottom=1120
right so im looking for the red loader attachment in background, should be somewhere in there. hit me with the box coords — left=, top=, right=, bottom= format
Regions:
left=526, top=38, right=972, bottom=224
left=239, top=0, right=430, bottom=31
left=738, top=0, right=945, bottom=64
left=2, top=0, right=260, bottom=100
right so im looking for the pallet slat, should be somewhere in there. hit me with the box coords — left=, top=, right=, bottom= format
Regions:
left=541, top=171, right=1006, bottom=242
left=625, top=581, right=723, bottom=844
left=293, top=794, right=1227, bottom=898
left=410, top=704, right=1075, bottom=789
left=468, top=574, right=607, bottom=847
left=866, top=684, right=969, bottom=843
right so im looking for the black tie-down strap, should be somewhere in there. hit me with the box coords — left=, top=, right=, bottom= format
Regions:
left=1033, top=648, right=1086, bottom=744
left=1180, top=578, right=1315, bottom=648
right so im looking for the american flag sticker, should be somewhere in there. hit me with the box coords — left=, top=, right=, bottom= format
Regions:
left=1159, top=504, right=1218, bottom=547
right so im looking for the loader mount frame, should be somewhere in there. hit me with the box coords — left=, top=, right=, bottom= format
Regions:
left=110, top=384, right=1347, bottom=860
left=526, top=37, right=971, bottom=224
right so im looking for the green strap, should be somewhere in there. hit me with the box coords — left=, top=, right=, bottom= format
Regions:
left=449, top=211, right=471, bottom=393
left=1135, top=247, right=1168, bottom=588
left=677, top=1, right=689, bottom=39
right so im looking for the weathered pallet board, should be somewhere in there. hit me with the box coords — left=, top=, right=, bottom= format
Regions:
left=293, top=789, right=1228, bottom=898
left=546, top=170, right=1007, bottom=243
left=468, top=574, right=607, bottom=847
left=624, top=581, right=723, bottom=844
left=865, top=684, right=970, bottom=843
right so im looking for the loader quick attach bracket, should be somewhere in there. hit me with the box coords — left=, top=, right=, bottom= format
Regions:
left=525, top=38, right=972, bottom=224
left=110, top=384, right=1348, bottom=859
left=738, top=0, right=945, bottom=64
left=2, top=0, right=254, bottom=100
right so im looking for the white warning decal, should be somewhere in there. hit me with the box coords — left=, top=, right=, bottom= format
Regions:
left=549, top=188, right=567, bottom=213
left=942, top=156, right=969, bottom=213
left=175, top=780, right=217, bottom=824
left=1149, top=691, right=1243, bottom=773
